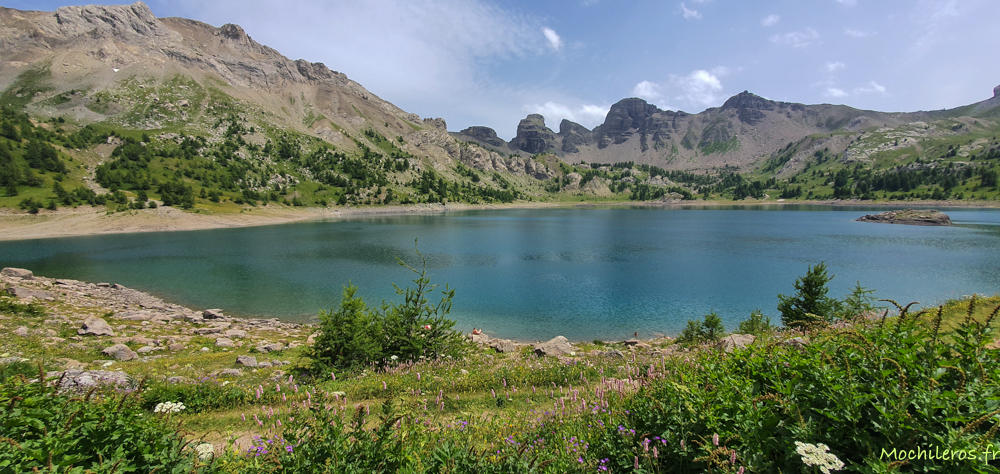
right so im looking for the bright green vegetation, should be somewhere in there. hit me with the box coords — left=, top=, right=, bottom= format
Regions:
left=3, top=268, right=1000, bottom=471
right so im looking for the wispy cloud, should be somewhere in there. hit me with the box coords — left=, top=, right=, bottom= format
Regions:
left=770, top=28, right=820, bottom=48
left=825, top=88, right=849, bottom=98
left=543, top=27, right=563, bottom=51
left=854, top=81, right=887, bottom=95
left=844, top=28, right=874, bottom=38
left=679, top=3, right=702, bottom=20
left=836, top=0, right=858, bottom=6
left=761, top=14, right=780, bottom=27
left=825, top=61, right=846, bottom=72
left=633, top=68, right=726, bottom=111
left=522, top=102, right=610, bottom=128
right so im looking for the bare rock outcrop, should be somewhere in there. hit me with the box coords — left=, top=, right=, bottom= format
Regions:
left=79, top=317, right=115, bottom=336
left=856, top=209, right=951, bottom=226
left=511, top=114, right=557, bottom=154
left=533, top=336, right=575, bottom=357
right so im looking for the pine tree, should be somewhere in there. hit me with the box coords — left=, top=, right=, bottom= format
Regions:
left=778, top=262, right=839, bottom=328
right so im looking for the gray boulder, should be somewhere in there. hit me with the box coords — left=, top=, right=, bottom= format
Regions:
left=533, top=336, right=575, bottom=357
left=236, top=355, right=258, bottom=367
left=718, top=334, right=756, bottom=353
left=6, top=287, right=51, bottom=299
left=1, top=267, right=34, bottom=279
left=602, top=349, right=625, bottom=359
left=78, top=317, right=115, bottom=336
left=469, top=333, right=490, bottom=345
left=257, top=361, right=273, bottom=368
left=193, top=327, right=224, bottom=335
left=255, top=343, right=284, bottom=353
left=488, top=339, right=517, bottom=353
left=215, top=338, right=235, bottom=348
left=219, top=368, right=243, bottom=376
left=46, top=370, right=130, bottom=391
left=14, top=326, right=29, bottom=337
left=168, top=343, right=186, bottom=352
left=203, top=309, right=225, bottom=319
left=224, top=329, right=247, bottom=339
left=101, top=343, right=137, bottom=361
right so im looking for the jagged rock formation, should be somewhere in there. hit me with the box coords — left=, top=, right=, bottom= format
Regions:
left=995, top=84, right=1000, bottom=98
left=511, top=114, right=557, bottom=154
left=591, top=98, right=681, bottom=152
left=458, top=126, right=505, bottom=148
left=720, top=91, right=777, bottom=125
left=558, top=119, right=592, bottom=153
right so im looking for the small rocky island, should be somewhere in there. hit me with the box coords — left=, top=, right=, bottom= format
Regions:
left=855, top=209, right=952, bottom=226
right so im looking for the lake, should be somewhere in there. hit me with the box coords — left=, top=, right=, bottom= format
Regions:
left=2, top=205, right=999, bottom=341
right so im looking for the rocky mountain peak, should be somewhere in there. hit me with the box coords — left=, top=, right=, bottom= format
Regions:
left=49, top=1, right=176, bottom=41
left=558, top=119, right=592, bottom=154
left=994, top=84, right=1000, bottom=98
left=459, top=126, right=505, bottom=148
left=512, top=114, right=556, bottom=154
left=592, top=98, right=676, bottom=151
left=219, top=23, right=250, bottom=44
left=721, top=91, right=776, bottom=125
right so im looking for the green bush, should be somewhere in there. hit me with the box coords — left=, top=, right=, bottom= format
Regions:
left=737, top=309, right=773, bottom=335
left=778, top=262, right=840, bottom=328
left=0, top=374, right=214, bottom=472
left=0, top=295, right=45, bottom=317
left=678, top=311, right=725, bottom=344
left=307, top=242, right=467, bottom=372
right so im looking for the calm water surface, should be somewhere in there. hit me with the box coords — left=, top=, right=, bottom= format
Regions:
left=2, top=205, right=999, bottom=341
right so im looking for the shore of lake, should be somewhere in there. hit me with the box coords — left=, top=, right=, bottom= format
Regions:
left=1, top=198, right=997, bottom=242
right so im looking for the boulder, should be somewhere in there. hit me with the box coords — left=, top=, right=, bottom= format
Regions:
left=6, top=287, right=51, bottom=299
left=717, top=334, right=756, bottom=353
left=224, top=329, right=247, bottom=339
left=488, top=339, right=517, bottom=353
left=168, top=343, right=186, bottom=352
left=856, top=209, right=951, bottom=226
left=623, top=338, right=641, bottom=346
left=101, top=343, right=137, bottom=361
left=14, top=326, right=29, bottom=337
left=236, top=355, right=258, bottom=367
left=78, top=317, right=115, bottom=336
left=136, top=346, right=157, bottom=354
left=215, top=338, right=235, bottom=348
left=602, top=349, right=625, bottom=359
left=203, top=309, right=225, bottom=319
left=193, top=327, right=224, bottom=335
left=45, top=370, right=130, bottom=392
left=1, top=267, right=34, bottom=279
left=219, top=368, right=243, bottom=376
left=533, top=336, right=575, bottom=357
left=469, top=333, right=490, bottom=345
left=257, top=361, right=273, bottom=368
left=256, top=343, right=284, bottom=353
left=781, top=337, right=809, bottom=349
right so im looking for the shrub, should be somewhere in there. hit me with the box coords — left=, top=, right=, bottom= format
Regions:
left=0, top=372, right=213, bottom=472
left=307, top=242, right=467, bottom=372
left=737, top=309, right=773, bottom=335
left=777, top=262, right=840, bottom=328
left=678, top=311, right=725, bottom=344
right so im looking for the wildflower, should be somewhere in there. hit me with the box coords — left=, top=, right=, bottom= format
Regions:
left=153, top=401, right=186, bottom=414
left=731, top=449, right=737, bottom=464
left=795, top=441, right=845, bottom=474
left=713, top=433, right=719, bottom=446
left=190, top=443, right=214, bottom=461
left=286, top=445, right=294, bottom=453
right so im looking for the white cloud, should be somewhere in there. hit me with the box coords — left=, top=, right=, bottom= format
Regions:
left=677, top=70, right=723, bottom=106
left=761, top=14, right=780, bottom=27
left=680, top=3, right=702, bottom=20
left=543, top=27, right=563, bottom=51
left=854, top=81, right=887, bottom=95
left=523, top=102, right=610, bottom=129
left=633, top=80, right=664, bottom=102
left=825, top=88, right=849, bottom=98
left=836, top=0, right=858, bottom=5
left=825, top=61, right=846, bottom=72
left=844, top=28, right=873, bottom=38
left=770, top=28, right=820, bottom=48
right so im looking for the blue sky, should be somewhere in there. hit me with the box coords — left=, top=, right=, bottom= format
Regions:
left=8, top=0, right=1000, bottom=139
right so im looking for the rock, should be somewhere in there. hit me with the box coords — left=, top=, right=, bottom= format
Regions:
left=219, top=368, right=243, bottom=376
left=178, top=99, right=189, bottom=107
left=720, top=91, right=777, bottom=125
left=511, top=114, right=557, bottom=154
left=117, top=311, right=154, bottom=321
left=168, top=343, right=185, bottom=352
left=856, top=209, right=951, bottom=226
left=224, top=329, right=247, bottom=339
left=782, top=337, right=809, bottom=349
left=602, top=349, right=625, bottom=359
left=306, top=333, right=318, bottom=345
left=203, top=309, right=225, bottom=319
left=46, top=370, right=130, bottom=392
left=14, top=326, right=29, bottom=337
left=184, top=314, right=205, bottom=323
left=6, top=287, right=51, bottom=299
left=78, top=317, right=115, bottom=336
left=1, top=268, right=34, bottom=279
left=215, top=338, right=235, bottom=348
left=57, top=358, right=86, bottom=369
left=236, top=355, right=258, bottom=367
left=101, top=343, right=137, bottom=361
left=257, top=361, right=273, bottom=368
left=717, top=334, right=756, bottom=352
left=193, top=327, right=224, bottom=335
left=200, top=347, right=210, bottom=352
left=623, top=338, right=641, bottom=346
left=488, top=339, right=517, bottom=353
left=136, top=346, right=157, bottom=354
left=592, top=98, right=677, bottom=151
left=256, top=343, right=284, bottom=353
left=459, top=126, right=506, bottom=148
left=166, top=376, right=191, bottom=384
left=423, top=117, right=447, bottom=130
left=995, top=84, right=1000, bottom=98
left=469, top=333, right=490, bottom=345
left=558, top=119, right=592, bottom=153
left=533, top=336, right=575, bottom=357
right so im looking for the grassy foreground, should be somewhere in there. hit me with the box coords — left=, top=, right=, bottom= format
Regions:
left=2, top=294, right=1000, bottom=473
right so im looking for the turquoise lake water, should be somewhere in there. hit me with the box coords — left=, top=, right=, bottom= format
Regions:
left=1, top=205, right=999, bottom=341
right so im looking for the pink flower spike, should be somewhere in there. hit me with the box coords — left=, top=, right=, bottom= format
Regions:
left=331, top=373, right=336, bottom=381
left=276, top=384, right=280, bottom=392
left=731, top=450, right=737, bottom=464
left=713, top=433, right=719, bottom=446
left=738, top=468, right=745, bottom=474
left=383, top=381, right=387, bottom=390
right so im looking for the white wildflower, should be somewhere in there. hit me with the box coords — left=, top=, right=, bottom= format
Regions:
left=795, top=441, right=844, bottom=473
left=153, top=401, right=187, bottom=414
left=195, top=443, right=215, bottom=461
